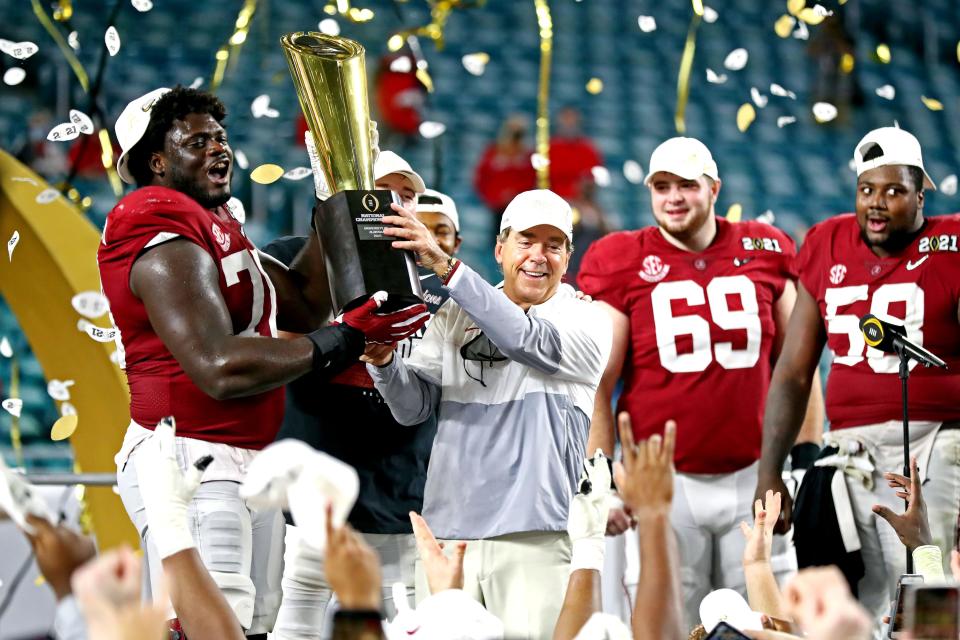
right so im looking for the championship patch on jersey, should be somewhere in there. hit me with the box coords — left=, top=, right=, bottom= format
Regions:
left=918, top=234, right=959, bottom=253
left=639, top=255, right=670, bottom=282
left=740, top=237, right=784, bottom=253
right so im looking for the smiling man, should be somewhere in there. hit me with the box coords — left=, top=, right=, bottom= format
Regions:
left=97, top=86, right=428, bottom=637
left=362, top=189, right=612, bottom=639
left=755, top=127, right=960, bottom=620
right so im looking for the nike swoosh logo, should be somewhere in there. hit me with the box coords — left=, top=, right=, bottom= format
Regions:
left=419, top=273, right=434, bottom=280
left=906, top=255, right=929, bottom=271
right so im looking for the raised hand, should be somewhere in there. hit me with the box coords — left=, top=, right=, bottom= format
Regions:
left=382, top=203, right=451, bottom=274
left=872, top=455, right=932, bottom=552
left=324, top=504, right=382, bottom=611
left=410, top=511, right=466, bottom=594
left=613, top=412, right=676, bottom=519
left=741, top=490, right=782, bottom=568
left=24, top=515, right=97, bottom=600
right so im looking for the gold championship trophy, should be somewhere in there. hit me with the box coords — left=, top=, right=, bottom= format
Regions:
left=282, top=32, right=422, bottom=313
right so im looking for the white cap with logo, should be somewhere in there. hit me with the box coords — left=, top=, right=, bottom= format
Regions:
left=374, top=150, right=426, bottom=193
left=115, top=87, right=171, bottom=185
left=500, top=189, right=573, bottom=242
left=699, top=588, right=765, bottom=633
left=854, top=126, right=936, bottom=190
left=645, top=136, right=720, bottom=185
left=416, top=188, right=459, bottom=232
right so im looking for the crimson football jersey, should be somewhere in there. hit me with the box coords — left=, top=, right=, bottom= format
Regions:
left=796, top=214, right=960, bottom=429
left=578, top=218, right=795, bottom=473
left=98, top=186, right=283, bottom=449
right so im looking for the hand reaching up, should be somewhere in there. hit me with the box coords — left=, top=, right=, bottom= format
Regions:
left=613, top=412, right=676, bottom=520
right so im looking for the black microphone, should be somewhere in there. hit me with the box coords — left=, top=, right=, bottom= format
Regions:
left=859, top=314, right=947, bottom=369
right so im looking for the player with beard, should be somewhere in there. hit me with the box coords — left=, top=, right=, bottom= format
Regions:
left=577, top=137, right=822, bottom=626
left=755, top=127, right=960, bottom=620
left=98, top=86, right=428, bottom=637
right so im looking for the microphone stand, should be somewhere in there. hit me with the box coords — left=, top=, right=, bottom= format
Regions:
left=896, top=342, right=913, bottom=574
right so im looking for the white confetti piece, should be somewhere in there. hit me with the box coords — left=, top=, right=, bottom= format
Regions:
left=189, top=76, right=203, bottom=89
left=793, top=21, right=809, bottom=40
left=419, top=121, right=446, bottom=139
left=59, top=402, right=77, bottom=417
left=71, top=291, right=109, bottom=318
left=251, top=95, right=278, bottom=119
left=2, top=398, right=22, bottom=418
left=234, top=149, right=249, bottom=170
left=47, top=380, right=74, bottom=402
left=591, top=166, right=611, bottom=187
left=0, top=40, right=38, bottom=60
left=7, top=231, right=18, bottom=261
left=875, top=84, right=896, bottom=100
left=47, top=122, right=80, bottom=142
left=812, top=102, right=838, bottom=123
left=848, top=159, right=857, bottom=171
left=637, top=16, right=657, bottom=33
left=623, top=160, right=644, bottom=185
left=0, top=337, right=11, bottom=358
left=770, top=83, right=797, bottom=99
left=389, top=56, right=412, bottom=73
left=703, top=6, right=719, bottom=23
left=131, top=0, right=153, bottom=11
left=67, top=31, right=79, bottom=50
left=813, top=4, right=833, bottom=17
left=940, top=174, right=958, bottom=196
left=777, top=116, right=797, bottom=128
left=706, top=68, right=727, bottom=84
left=69, top=109, right=94, bottom=135
left=461, top=53, right=489, bottom=76
left=10, top=176, right=37, bottom=186
left=756, top=210, right=776, bottom=225
left=751, top=87, right=768, bottom=108
left=109, top=349, right=122, bottom=365
left=723, top=48, right=748, bottom=71
left=282, top=167, right=312, bottom=181
left=104, top=26, right=120, bottom=57
left=318, top=18, right=340, bottom=36
left=531, top=153, right=550, bottom=170
left=78, top=319, right=118, bottom=343
left=3, top=67, right=25, bottom=86
left=36, top=188, right=59, bottom=204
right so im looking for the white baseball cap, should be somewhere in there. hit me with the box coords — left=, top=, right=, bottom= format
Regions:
left=115, top=87, right=171, bottom=184
left=385, top=588, right=504, bottom=640
left=645, top=136, right=720, bottom=185
left=500, top=189, right=573, bottom=242
left=699, top=589, right=765, bottom=633
left=854, top=126, right=936, bottom=190
left=416, top=188, right=459, bottom=232
left=374, top=150, right=426, bottom=193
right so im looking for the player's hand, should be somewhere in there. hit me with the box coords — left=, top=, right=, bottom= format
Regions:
left=382, top=203, right=451, bottom=274
left=782, top=567, right=871, bottom=640
left=324, top=504, right=382, bottom=611
left=872, top=456, right=932, bottom=552
left=360, top=342, right=397, bottom=367
left=339, top=291, right=430, bottom=344
left=575, top=290, right=593, bottom=303
left=755, top=472, right=793, bottom=535
left=613, top=412, right=676, bottom=520
left=410, top=511, right=466, bottom=594
left=605, top=503, right=634, bottom=536
left=741, top=490, right=781, bottom=569
left=24, top=515, right=97, bottom=600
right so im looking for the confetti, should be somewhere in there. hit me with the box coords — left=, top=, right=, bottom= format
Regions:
left=813, top=3, right=833, bottom=17
left=47, top=122, right=81, bottom=142
left=7, top=230, right=18, bottom=261
left=726, top=203, right=743, bottom=222
left=724, top=48, right=749, bottom=71
left=940, top=175, right=958, bottom=196
left=812, top=102, right=838, bottom=122
left=69, top=109, right=94, bottom=135
left=751, top=87, right=768, bottom=108
left=921, top=96, right=944, bottom=111
left=756, top=210, right=776, bottom=225
left=251, top=95, right=279, bottom=119
left=736, top=103, right=756, bottom=132
left=51, top=414, right=78, bottom=441
left=591, top=166, right=611, bottom=187
left=234, top=150, right=249, bottom=170
left=282, top=167, right=312, bottom=181
left=47, top=380, right=74, bottom=402
left=586, top=78, right=604, bottom=94
left=770, top=83, right=797, bottom=99
left=702, top=7, right=718, bottom=23
left=623, top=160, right=644, bottom=185
left=797, top=8, right=825, bottom=24
left=189, top=76, right=203, bottom=89
left=59, top=402, right=77, bottom=417
left=36, top=188, right=59, bottom=204
left=706, top=68, right=727, bottom=84
left=848, top=159, right=857, bottom=171
left=786, top=0, right=805, bottom=15
left=78, top=320, right=118, bottom=342
left=131, top=0, right=153, bottom=11
left=318, top=18, right=340, bottom=35
left=0, top=40, right=39, bottom=60
left=104, top=26, right=120, bottom=56
left=71, top=291, right=109, bottom=318
left=389, top=56, right=412, bottom=73
left=2, top=398, right=22, bottom=417
left=419, top=121, right=446, bottom=139
left=875, top=85, right=896, bottom=100
left=10, top=176, right=37, bottom=185
left=777, top=116, right=797, bottom=128
left=876, top=43, right=891, bottom=64
left=637, top=16, right=657, bottom=33
left=774, top=15, right=796, bottom=38
left=531, top=153, right=550, bottom=170
left=461, top=52, right=489, bottom=76
left=67, top=31, right=79, bottom=50
left=0, top=337, right=11, bottom=358
left=793, top=21, right=809, bottom=40
left=3, top=68, right=25, bottom=86
left=250, top=164, right=284, bottom=185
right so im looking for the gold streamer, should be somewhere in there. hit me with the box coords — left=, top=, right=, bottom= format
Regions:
left=53, top=0, right=73, bottom=21
left=9, top=356, right=23, bottom=467
left=31, top=0, right=89, bottom=92
left=674, top=10, right=703, bottom=134
left=533, top=0, right=553, bottom=189
left=210, top=0, right=258, bottom=92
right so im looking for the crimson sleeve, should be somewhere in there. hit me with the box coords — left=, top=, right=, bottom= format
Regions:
left=576, top=236, right=628, bottom=314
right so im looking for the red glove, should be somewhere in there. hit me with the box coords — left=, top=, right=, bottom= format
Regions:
left=338, top=292, right=430, bottom=344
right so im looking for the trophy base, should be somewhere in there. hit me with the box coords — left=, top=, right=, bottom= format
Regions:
left=313, top=190, right=423, bottom=315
